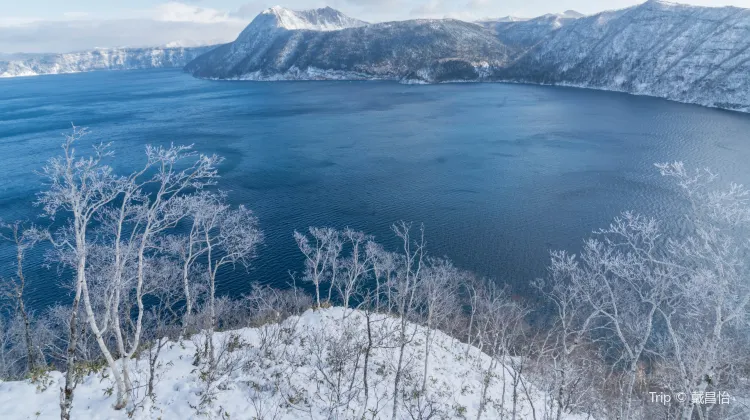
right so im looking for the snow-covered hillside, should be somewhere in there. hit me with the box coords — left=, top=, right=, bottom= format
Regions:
left=476, top=12, right=581, bottom=52
left=500, top=0, right=750, bottom=112
left=0, top=46, right=216, bottom=78
left=184, top=2, right=750, bottom=112
left=261, top=5, right=368, bottom=31
left=184, top=6, right=510, bottom=83
left=0, top=307, right=583, bottom=419
left=4, top=2, right=748, bottom=112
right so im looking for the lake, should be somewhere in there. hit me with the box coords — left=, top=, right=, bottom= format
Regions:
left=1, top=68, right=750, bottom=308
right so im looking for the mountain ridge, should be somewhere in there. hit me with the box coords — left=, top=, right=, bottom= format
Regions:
left=259, top=5, right=368, bottom=31
left=497, top=0, right=750, bottom=112
left=3, top=3, right=749, bottom=113
left=185, top=9, right=511, bottom=82
left=184, top=2, right=750, bottom=112
left=0, top=46, right=216, bottom=78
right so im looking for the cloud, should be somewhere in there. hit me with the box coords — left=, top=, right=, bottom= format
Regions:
left=0, top=2, right=258, bottom=53
left=153, top=2, right=237, bottom=23
left=230, top=1, right=271, bottom=19
left=408, top=0, right=495, bottom=19
left=0, top=17, right=40, bottom=27
left=7, top=0, right=750, bottom=54
left=62, top=12, right=91, bottom=19
left=409, top=0, right=446, bottom=17
left=0, top=19, right=247, bottom=53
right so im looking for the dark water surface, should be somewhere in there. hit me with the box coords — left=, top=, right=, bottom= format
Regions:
left=1, top=69, right=750, bottom=308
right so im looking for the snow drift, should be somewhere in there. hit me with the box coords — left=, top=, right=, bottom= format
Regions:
left=0, top=307, right=584, bottom=419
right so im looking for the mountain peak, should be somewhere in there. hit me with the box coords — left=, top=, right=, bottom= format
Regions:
left=641, top=0, right=682, bottom=9
left=258, top=5, right=367, bottom=31
left=561, top=10, right=584, bottom=18
left=476, top=16, right=528, bottom=23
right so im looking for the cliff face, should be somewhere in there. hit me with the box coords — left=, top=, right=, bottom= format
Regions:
left=500, top=0, right=750, bottom=112
left=185, top=2, right=750, bottom=112
left=0, top=46, right=216, bottom=78
left=476, top=12, right=581, bottom=52
left=6, top=2, right=750, bottom=113
left=184, top=7, right=510, bottom=82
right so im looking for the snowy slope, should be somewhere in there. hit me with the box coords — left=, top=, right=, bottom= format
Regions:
left=262, top=5, right=368, bottom=31
left=500, top=0, right=750, bottom=112
left=0, top=307, right=584, bottom=420
left=477, top=13, right=582, bottom=52
left=184, top=7, right=511, bottom=83
left=186, top=2, right=750, bottom=112
left=0, top=46, right=216, bottom=78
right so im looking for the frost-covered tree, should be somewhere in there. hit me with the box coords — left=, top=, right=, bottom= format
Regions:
left=36, top=126, right=124, bottom=418
left=366, top=241, right=398, bottom=313
left=334, top=228, right=375, bottom=312
left=86, top=143, right=219, bottom=410
left=467, top=279, right=529, bottom=420
left=536, top=162, right=750, bottom=419
left=192, top=192, right=262, bottom=364
left=417, top=257, right=461, bottom=392
left=544, top=212, right=679, bottom=418
left=388, top=221, right=424, bottom=420
left=532, top=251, right=607, bottom=420
left=37, top=126, right=223, bottom=413
left=294, top=227, right=342, bottom=308
left=6, top=127, right=750, bottom=420
left=0, top=220, right=44, bottom=376
left=654, top=162, right=750, bottom=419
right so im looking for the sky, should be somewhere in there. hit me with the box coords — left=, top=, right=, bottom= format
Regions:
left=2, top=0, right=750, bottom=53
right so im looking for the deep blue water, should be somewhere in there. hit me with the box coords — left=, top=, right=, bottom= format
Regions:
left=1, top=68, right=750, bottom=308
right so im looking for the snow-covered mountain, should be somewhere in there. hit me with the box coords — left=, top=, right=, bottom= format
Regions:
left=477, top=12, right=582, bottom=52
left=0, top=46, right=216, bottom=78
left=499, top=0, right=750, bottom=112
left=186, top=2, right=750, bottom=112
left=559, top=10, right=585, bottom=19
left=185, top=6, right=510, bottom=82
left=475, top=16, right=528, bottom=24
left=5, top=2, right=749, bottom=112
left=0, top=307, right=585, bottom=419
left=260, top=5, right=368, bottom=31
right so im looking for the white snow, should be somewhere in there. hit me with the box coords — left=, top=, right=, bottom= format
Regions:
left=262, top=6, right=367, bottom=31
left=0, top=46, right=214, bottom=78
left=0, top=307, right=585, bottom=419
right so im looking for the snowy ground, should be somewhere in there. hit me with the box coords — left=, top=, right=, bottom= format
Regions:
left=0, top=307, right=584, bottom=419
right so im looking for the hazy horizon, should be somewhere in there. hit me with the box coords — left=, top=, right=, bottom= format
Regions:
left=3, top=0, right=750, bottom=53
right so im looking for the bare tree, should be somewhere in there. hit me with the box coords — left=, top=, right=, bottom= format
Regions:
left=161, top=192, right=221, bottom=332
left=562, top=212, right=679, bottom=419
left=0, top=220, right=44, bottom=375
left=140, top=257, right=184, bottom=401
left=389, top=221, right=425, bottom=420
left=366, top=241, right=398, bottom=313
left=195, top=194, right=263, bottom=365
left=530, top=162, right=750, bottom=419
left=307, top=316, right=365, bottom=418
left=335, top=228, right=375, bottom=311
left=37, top=126, right=124, bottom=418
left=99, top=144, right=220, bottom=408
left=294, top=227, right=342, bottom=309
left=461, top=275, right=481, bottom=357
left=418, top=256, right=460, bottom=392
left=532, top=251, right=605, bottom=420
left=470, top=280, right=527, bottom=420
left=654, top=162, right=750, bottom=420
left=38, top=126, right=223, bottom=412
